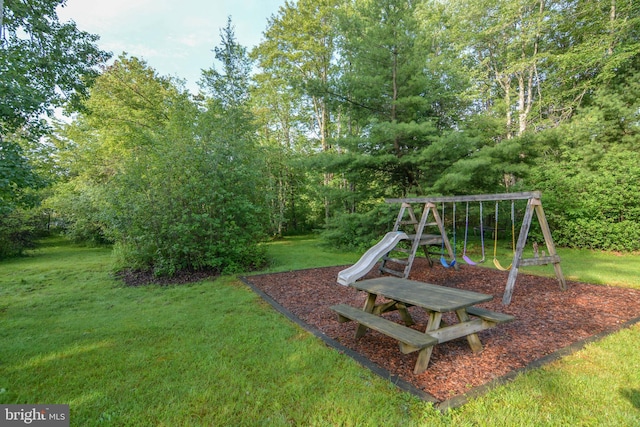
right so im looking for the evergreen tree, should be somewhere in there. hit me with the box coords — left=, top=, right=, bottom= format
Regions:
left=330, top=0, right=466, bottom=198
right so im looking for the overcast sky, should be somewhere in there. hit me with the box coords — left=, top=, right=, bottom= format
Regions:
left=57, top=0, right=286, bottom=92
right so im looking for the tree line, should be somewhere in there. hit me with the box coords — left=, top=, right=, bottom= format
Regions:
left=2, top=0, right=639, bottom=273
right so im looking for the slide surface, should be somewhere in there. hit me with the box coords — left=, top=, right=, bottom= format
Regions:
left=337, top=231, right=408, bottom=286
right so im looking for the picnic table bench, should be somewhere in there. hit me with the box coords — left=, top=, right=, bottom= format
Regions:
left=331, top=277, right=514, bottom=374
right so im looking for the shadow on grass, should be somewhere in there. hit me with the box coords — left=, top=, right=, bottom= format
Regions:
left=620, top=388, right=640, bottom=411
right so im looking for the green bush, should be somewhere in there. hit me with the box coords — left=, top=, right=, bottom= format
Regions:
left=105, top=113, right=268, bottom=276
left=322, top=203, right=397, bottom=250
left=49, top=57, right=269, bottom=276
left=554, top=219, right=640, bottom=252
left=529, top=145, right=640, bottom=251
left=0, top=208, right=39, bottom=258
left=46, top=181, right=113, bottom=245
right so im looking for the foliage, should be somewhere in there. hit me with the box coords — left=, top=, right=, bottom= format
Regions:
left=107, top=94, right=267, bottom=275
left=253, top=0, right=339, bottom=151
left=0, top=128, right=51, bottom=257
left=248, top=0, right=640, bottom=252
left=261, top=143, right=317, bottom=236
left=0, top=0, right=110, bottom=133
left=0, top=208, right=35, bottom=257
left=432, top=129, right=538, bottom=195
left=10, top=0, right=640, bottom=257
left=200, top=17, right=253, bottom=109
left=0, top=0, right=108, bottom=256
left=46, top=179, right=113, bottom=245
left=531, top=148, right=640, bottom=251
left=0, top=135, right=45, bottom=213
left=329, top=0, right=468, bottom=198
left=322, top=202, right=398, bottom=250
left=528, top=53, right=640, bottom=251
left=51, top=53, right=268, bottom=275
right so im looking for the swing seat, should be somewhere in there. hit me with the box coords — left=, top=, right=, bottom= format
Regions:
left=462, top=254, right=477, bottom=266
left=493, top=258, right=512, bottom=271
left=461, top=202, right=484, bottom=268
left=440, top=256, right=456, bottom=268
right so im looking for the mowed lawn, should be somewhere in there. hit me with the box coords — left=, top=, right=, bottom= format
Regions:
left=1, top=236, right=639, bottom=426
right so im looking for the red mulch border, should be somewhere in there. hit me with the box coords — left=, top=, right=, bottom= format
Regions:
left=241, top=261, right=640, bottom=410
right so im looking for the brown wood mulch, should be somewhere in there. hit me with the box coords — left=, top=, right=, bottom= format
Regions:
left=242, top=258, right=640, bottom=406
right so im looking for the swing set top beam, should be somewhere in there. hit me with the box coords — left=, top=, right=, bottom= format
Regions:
left=386, top=191, right=541, bottom=204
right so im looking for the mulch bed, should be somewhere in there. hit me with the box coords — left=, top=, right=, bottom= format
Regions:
left=242, top=258, right=640, bottom=407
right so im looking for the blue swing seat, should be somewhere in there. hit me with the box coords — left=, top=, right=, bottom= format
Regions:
left=440, top=255, right=456, bottom=268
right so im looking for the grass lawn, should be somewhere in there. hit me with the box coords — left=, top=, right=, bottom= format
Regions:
left=1, top=235, right=639, bottom=426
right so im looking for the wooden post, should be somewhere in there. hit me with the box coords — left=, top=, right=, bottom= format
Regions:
left=429, top=203, right=456, bottom=267
left=405, top=203, right=433, bottom=277
left=388, top=202, right=456, bottom=278
left=414, top=310, right=443, bottom=374
left=502, top=196, right=566, bottom=304
left=357, top=293, right=378, bottom=338
left=534, top=201, right=567, bottom=291
left=503, top=198, right=536, bottom=304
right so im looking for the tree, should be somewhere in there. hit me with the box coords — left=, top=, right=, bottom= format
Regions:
left=0, top=0, right=108, bottom=257
left=52, top=52, right=268, bottom=275
left=200, top=16, right=253, bottom=109
left=449, top=0, right=553, bottom=140
left=254, top=0, right=342, bottom=222
left=49, top=56, right=179, bottom=244
left=1, top=0, right=110, bottom=134
left=544, top=0, right=640, bottom=123
left=315, top=0, right=473, bottom=247
left=329, top=0, right=466, bottom=198
left=526, top=51, right=640, bottom=251
left=438, top=0, right=637, bottom=193
left=256, top=0, right=340, bottom=152
left=251, top=70, right=317, bottom=236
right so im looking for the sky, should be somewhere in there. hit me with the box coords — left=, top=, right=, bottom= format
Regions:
left=57, top=0, right=286, bottom=93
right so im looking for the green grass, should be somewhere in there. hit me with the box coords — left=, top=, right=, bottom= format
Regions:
left=455, top=238, right=640, bottom=288
left=261, top=235, right=361, bottom=272
left=1, top=235, right=640, bottom=425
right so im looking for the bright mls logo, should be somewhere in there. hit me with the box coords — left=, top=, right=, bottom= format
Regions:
left=1, top=405, right=69, bottom=426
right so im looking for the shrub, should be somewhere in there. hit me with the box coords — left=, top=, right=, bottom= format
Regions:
left=322, top=203, right=397, bottom=250
left=0, top=208, right=39, bottom=258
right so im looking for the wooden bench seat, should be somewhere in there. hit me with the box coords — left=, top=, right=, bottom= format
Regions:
left=466, top=306, right=515, bottom=324
left=330, top=304, right=437, bottom=354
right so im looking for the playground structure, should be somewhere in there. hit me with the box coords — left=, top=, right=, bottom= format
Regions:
left=337, top=191, right=567, bottom=305
left=336, top=231, right=409, bottom=286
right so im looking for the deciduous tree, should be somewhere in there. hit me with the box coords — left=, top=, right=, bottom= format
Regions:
left=0, top=0, right=108, bottom=256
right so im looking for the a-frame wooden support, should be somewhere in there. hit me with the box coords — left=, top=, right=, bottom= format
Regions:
left=380, top=202, right=454, bottom=278
left=502, top=195, right=567, bottom=304
left=385, top=191, right=566, bottom=305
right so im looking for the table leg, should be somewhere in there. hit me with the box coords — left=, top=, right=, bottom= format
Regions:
left=396, top=302, right=414, bottom=326
left=426, top=310, right=442, bottom=332
left=372, top=300, right=414, bottom=326
left=372, top=300, right=397, bottom=315
left=414, top=310, right=442, bottom=374
left=356, top=293, right=377, bottom=338
left=455, top=308, right=483, bottom=353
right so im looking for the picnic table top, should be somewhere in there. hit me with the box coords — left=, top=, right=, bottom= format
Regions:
left=350, top=277, right=493, bottom=313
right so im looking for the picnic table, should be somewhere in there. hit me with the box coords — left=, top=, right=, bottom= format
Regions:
left=331, top=277, right=514, bottom=374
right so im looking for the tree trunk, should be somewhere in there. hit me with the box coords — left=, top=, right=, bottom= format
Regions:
left=391, top=46, right=400, bottom=155
left=0, top=0, right=4, bottom=40
left=504, top=77, right=513, bottom=139
left=608, top=0, right=616, bottom=55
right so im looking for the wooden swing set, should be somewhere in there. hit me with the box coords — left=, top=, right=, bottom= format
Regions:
left=381, top=191, right=567, bottom=305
